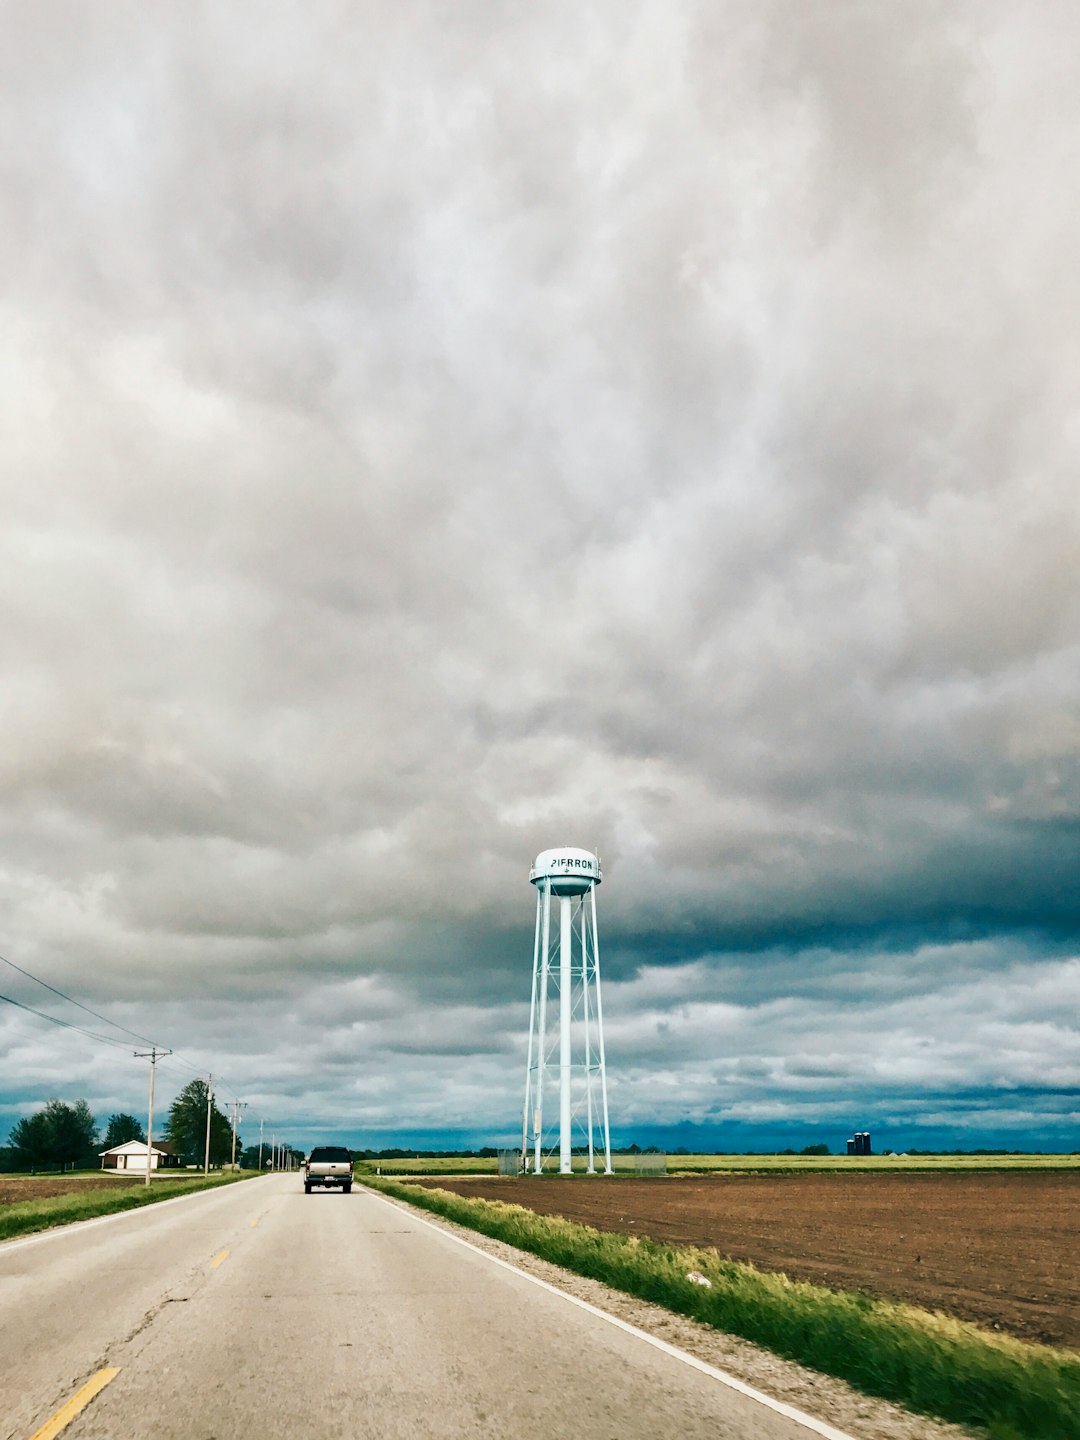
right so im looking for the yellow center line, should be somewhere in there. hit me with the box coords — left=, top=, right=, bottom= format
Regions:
left=210, top=1248, right=230, bottom=1268
left=29, top=1367, right=120, bottom=1440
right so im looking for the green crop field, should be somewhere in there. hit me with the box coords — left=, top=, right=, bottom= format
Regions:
left=356, top=1151, right=1078, bottom=1177
left=357, top=1156, right=499, bottom=1176
left=666, top=1152, right=1080, bottom=1173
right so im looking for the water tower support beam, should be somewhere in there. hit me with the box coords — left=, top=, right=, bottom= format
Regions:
left=591, top=886, right=613, bottom=1173
left=583, top=898, right=596, bottom=1173
left=522, top=890, right=543, bottom=1172
left=559, top=895, right=572, bottom=1174
left=534, top=881, right=551, bottom=1175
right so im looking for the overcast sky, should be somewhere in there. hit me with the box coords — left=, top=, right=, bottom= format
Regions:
left=2, top=2, right=1078, bottom=1155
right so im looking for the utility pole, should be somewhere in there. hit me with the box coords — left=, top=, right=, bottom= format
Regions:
left=230, top=1101, right=247, bottom=1170
left=258, top=1117, right=264, bottom=1173
left=203, top=1074, right=213, bottom=1177
left=134, top=1047, right=172, bottom=1189
left=271, top=1133, right=276, bottom=1172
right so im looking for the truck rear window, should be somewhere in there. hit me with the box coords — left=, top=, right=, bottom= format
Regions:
left=308, top=1146, right=352, bottom=1163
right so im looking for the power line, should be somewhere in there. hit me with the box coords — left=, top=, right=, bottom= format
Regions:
left=0, top=949, right=248, bottom=1101
left=0, top=996, right=269, bottom=1148
left=0, top=951, right=267, bottom=1136
left=0, top=950, right=159, bottom=1048
left=0, top=990, right=135, bottom=1052
left=153, top=1051, right=243, bottom=1103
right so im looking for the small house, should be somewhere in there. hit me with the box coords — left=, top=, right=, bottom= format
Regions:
left=99, top=1140, right=181, bottom=1173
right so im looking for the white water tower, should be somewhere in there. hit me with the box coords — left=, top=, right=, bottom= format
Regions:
left=522, top=847, right=612, bottom=1175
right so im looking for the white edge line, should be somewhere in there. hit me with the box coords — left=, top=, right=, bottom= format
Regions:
left=361, top=1185, right=860, bottom=1440
left=0, top=1177, right=265, bottom=1256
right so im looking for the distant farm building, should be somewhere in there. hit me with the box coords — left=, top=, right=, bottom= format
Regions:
left=99, top=1140, right=181, bottom=1172
left=846, top=1132, right=872, bottom=1155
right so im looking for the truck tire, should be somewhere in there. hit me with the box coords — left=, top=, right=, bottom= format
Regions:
left=304, top=1182, right=312, bottom=1193
left=343, top=1183, right=352, bottom=1194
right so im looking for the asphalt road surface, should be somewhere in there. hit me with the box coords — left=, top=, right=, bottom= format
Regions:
left=1, top=1175, right=853, bottom=1440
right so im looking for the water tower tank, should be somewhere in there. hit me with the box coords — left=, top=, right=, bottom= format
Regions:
left=530, top=847, right=602, bottom=897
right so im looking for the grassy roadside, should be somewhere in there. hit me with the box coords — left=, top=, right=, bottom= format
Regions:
left=366, top=1175, right=1080, bottom=1440
left=0, top=1171, right=261, bottom=1242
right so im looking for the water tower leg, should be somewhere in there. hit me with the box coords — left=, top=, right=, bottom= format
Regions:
left=534, top=881, right=551, bottom=1176
left=560, top=895, right=572, bottom=1174
left=583, top=897, right=596, bottom=1174
left=522, top=890, right=542, bottom=1173
left=590, top=886, right=613, bottom=1174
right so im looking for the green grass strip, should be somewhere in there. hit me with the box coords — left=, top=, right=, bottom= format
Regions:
left=366, top=1176, right=1080, bottom=1440
left=0, top=1172, right=260, bottom=1242
left=355, top=1153, right=1080, bottom=1177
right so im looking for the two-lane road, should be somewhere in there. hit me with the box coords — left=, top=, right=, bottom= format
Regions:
left=1, top=1176, right=852, bottom=1440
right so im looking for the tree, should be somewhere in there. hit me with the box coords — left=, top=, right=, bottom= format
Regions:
left=46, top=1099, right=98, bottom=1168
left=10, top=1100, right=98, bottom=1171
left=164, top=1080, right=231, bottom=1166
left=104, top=1113, right=146, bottom=1149
left=9, top=1111, right=52, bottom=1170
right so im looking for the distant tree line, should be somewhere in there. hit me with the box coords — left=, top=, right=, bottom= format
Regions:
left=1, top=1081, right=245, bottom=1173
left=0, top=1101, right=136, bottom=1173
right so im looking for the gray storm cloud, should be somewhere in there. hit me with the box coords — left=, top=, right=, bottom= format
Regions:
left=1, top=3, right=1078, bottom=1148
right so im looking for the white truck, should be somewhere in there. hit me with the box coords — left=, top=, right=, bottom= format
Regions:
left=303, top=1145, right=353, bottom=1194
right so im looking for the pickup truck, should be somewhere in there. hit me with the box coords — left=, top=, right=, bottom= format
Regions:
left=304, top=1145, right=353, bottom=1194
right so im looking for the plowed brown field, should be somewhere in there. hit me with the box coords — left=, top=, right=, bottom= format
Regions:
left=0, top=1176, right=135, bottom=1205
left=418, top=1172, right=1080, bottom=1349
